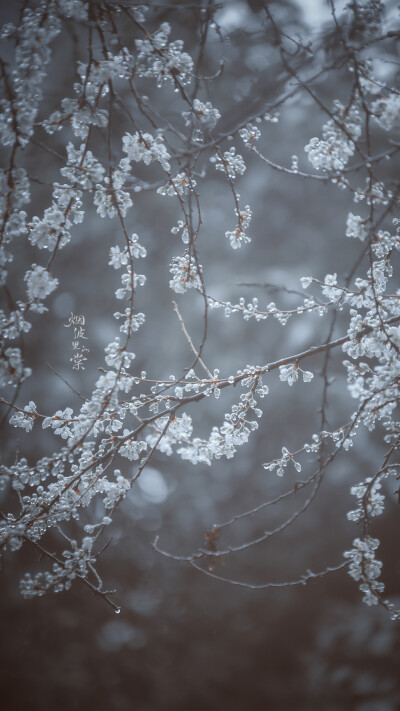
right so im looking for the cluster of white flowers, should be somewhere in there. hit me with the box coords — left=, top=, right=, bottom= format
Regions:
left=29, top=145, right=97, bottom=251
left=94, top=185, right=132, bottom=220
left=57, top=0, right=88, bottom=21
left=209, top=295, right=267, bottom=322
left=104, top=339, right=136, bottom=370
left=264, top=446, right=302, bottom=477
left=208, top=292, right=325, bottom=325
left=176, top=380, right=264, bottom=465
left=122, top=131, right=171, bottom=171
left=113, top=309, right=146, bottom=336
left=119, top=436, right=148, bottom=462
left=169, top=254, right=202, bottom=294
left=20, top=536, right=95, bottom=598
left=146, top=413, right=193, bottom=456
left=239, top=123, right=261, bottom=148
left=182, top=99, right=221, bottom=129
left=225, top=205, right=252, bottom=249
left=61, top=143, right=105, bottom=190
left=343, top=536, right=384, bottom=606
left=0, top=347, right=31, bottom=389
left=135, top=22, right=193, bottom=88
left=213, top=147, right=246, bottom=180
left=346, top=213, right=368, bottom=241
left=305, top=102, right=361, bottom=172
left=24, top=266, right=58, bottom=305
left=279, top=363, right=314, bottom=387
left=9, top=402, right=37, bottom=432
left=29, top=206, right=69, bottom=250
left=347, top=477, right=385, bottom=523
left=0, top=3, right=61, bottom=147
left=371, top=94, right=400, bottom=130
left=171, top=220, right=190, bottom=244
left=353, top=178, right=391, bottom=207
left=42, top=48, right=133, bottom=139
left=320, top=273, right=342, bottom=302
left=371, top=228, right=399, bottom=259
left=157, top=173, right=196, bottom=197
left=108, top=235, right=147, bottom=270
left=0, top=167, right=29, bottom=283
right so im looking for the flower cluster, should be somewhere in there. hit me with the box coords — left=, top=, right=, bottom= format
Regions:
left=371, top=94, right=400, bottom=130
left=119, top=436, right=148, bottom=462
left=182, top=99, right=221, bottom=129
left=20, top=537, right=95, bottom=598
left=343, top=537, right=384, bottom=606
left=279, top=364, right=314, bottom=386
left=135, top=22, right=193, bottom=87
left=157, top=173, right=196, bottom=197
left=171, top=220, right=190, bottom=244
left=225, top=205, right=252, bottom=249
left=9, top=402, right=37, bottom=432
left=347, top=477, right=385, bottom=523
left=346, top=213, right=368, bottom=241
left=0, top=4, right=61, bottom=147
left=305, top=102, right=361, bottom=172
left=169, top=254, right=202, bottom=294
left=213, top=148, right=246, bottom=180
left=24, top=265, right=58, bottom=305
left=176, top=378, right=264, bottom=465
left=239, top=123, right=261, bottom=148
left=264, top=446, right=302, bottom=477
left=122, top=131, right=171, bottom=171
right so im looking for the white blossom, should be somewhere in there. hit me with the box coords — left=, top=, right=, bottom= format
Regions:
left=135, top=22, right=193, bottom=87
left=343, top=536, right=385, bottom=606
left=182, top=99, right=220, bottom=129
left=25, top=265, right=58, bottom=302
left=122, top=132, right=171, bottom=171
left=239, top=123, right=261, bottom=148
left=225, top=205, right=252, bottom=249
left=169, top=254, right=202, bottom=293
left=279, top=364, right=313, bottom=386
left=346, top=213, right=368, bottom=241
left=119, top=435, right=148, bottom=461
left=371, top=94, right=400, bottom=131
left=157, top=173, right=196, bottom=197
left=214, top=147, right=246, bottom=180
left=9, top=402, right=37, bottom=432
left=305, top=102, right=361, bottom=172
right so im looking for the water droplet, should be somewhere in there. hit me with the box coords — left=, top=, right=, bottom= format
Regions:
left=115, top=607, right=121, bottom=614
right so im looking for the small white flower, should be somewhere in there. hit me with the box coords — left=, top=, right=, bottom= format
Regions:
left=279, top=364, right=299, bottom=386
left=182, top=99, right=220, bottom=129
left=302, top=370, right=314, bottom=383
left=300, top=277, right=312, bottom=289
left=119, top=433, right=147, bottom=461
left=346, top=213, right=368, bottom=241
left=122, top=131, right=170, bottom=171
left=157, top=173, right=196, bottom=197
left=9, top=401, right=37, bottom=432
